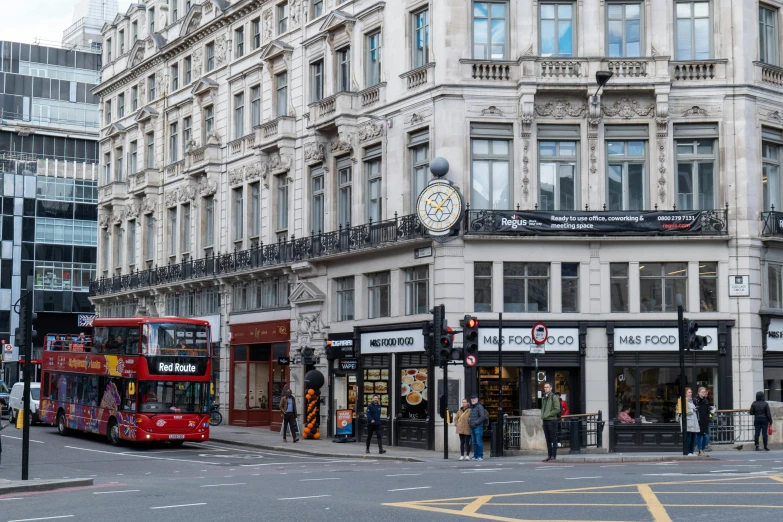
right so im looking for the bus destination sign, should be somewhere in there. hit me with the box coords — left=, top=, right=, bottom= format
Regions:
left=145, top=357, right=209, bottom=376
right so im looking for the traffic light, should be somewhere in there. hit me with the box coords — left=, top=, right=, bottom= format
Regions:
left=422, top=320, right=435, bottom=358
left=438, top=329, right=452, bottom=366
left=15, top=292, right=29, bottom=349
left=685, top=320, right=707, bottom=351
left=463, top=315, right=479, bottom=366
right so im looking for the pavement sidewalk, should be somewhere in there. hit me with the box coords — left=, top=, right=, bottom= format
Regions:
left=210, top=425, right=775, bottom=463
left=0, top=478, right=93, bottom=495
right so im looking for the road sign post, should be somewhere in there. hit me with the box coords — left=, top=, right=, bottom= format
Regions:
left=531, top=323, right=547, bottom=378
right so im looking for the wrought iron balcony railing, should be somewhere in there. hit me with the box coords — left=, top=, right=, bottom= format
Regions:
left=90, top=213, right=426, bottom=297
left=465, top=204, right=728, bottom=237
left=761, top=210, right=783, bottom=236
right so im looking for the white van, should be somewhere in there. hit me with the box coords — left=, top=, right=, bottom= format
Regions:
left=9, top=382, right=40, bottom=424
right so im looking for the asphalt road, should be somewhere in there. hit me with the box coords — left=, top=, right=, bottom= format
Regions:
left=2, top=423, right=783, bottom=522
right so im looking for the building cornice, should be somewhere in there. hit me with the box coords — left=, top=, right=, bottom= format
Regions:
left=95, top=0, right=265, bottom=98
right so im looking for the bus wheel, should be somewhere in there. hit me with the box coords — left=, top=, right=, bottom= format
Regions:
left=107, top=418, right=121, bottom=446
left=169, top=440, right=185, bottom=448
left=57, top=411, right=69, bottom=436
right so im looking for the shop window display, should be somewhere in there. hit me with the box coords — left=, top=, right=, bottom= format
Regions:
left=400, top=366, right=428, bottom=419
left=764, top=368, right=783, bottom=402
left=614, top=366, right=716, bottom=423
left=363, top=368, right=390, bottom=418
left=478, top=366, right=520, bottom=420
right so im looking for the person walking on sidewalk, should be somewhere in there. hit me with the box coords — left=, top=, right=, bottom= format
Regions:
left=454, top=398, right=472, bottom=461
left=279, top=389, right=299, bottom=443
left=541, top=382, right=561, bottom=462
left=366, top=395, right=386, bottom=454
left=694, top=387, right=712, bottom=456
left=469, top=394, right=488, bottom=461
left=749, top=390, right=773, bottom=451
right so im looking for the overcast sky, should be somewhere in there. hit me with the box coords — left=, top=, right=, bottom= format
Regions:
left=0, top=0, right=134, bottom=46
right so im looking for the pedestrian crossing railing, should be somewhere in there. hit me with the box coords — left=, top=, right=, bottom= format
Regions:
left=709, top=410, right=755, bottom=444
left=503, top=412, right=604, bottom=451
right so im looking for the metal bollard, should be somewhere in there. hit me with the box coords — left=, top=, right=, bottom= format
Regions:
left=569, top=417, right=581, bottom=454
left=489, top=422, right=498, bottom=457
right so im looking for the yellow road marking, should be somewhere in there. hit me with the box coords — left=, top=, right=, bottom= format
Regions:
left=463, top=496, right=493, bottom=514
left=383, top=474, right=783, bottom=521
left=661, top=504, right=783, bottom=508
left=637, top=484, right=672, bottom=522
left=654, top=491, right=783, bottom=494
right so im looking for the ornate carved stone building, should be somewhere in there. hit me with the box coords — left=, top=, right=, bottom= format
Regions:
left=92, top=0, right=783, bottom=451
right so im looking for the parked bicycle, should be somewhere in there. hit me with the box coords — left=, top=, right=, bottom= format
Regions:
left=209, top=403, right=223, bottom=426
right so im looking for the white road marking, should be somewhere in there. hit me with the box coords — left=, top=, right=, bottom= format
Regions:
left=64, top=445, right=218, bottom=465
left=385, top=473, right=423, bottom=477
left=388, top=487, right=432, bottom=492
left=600, top=465, right=627, bottom=468
left=200, top=483, right=246, bottom=487
left=150, top=503, right=207, bottom=510
left=485, top=481, right=525, bottom=485
left=277, top=495, right=331, bottom=500
left=0, top=498, right=23, bottom=501
left=1, top=435, right=44, bottom=443
left=461, top=470, right=499, bottom=473
left=300, top=478, right=340, bottom=482
left=93, top=490, right=141, bottom=495
left=8, top=515, right=73, bottom=522
left=565, top=476, right=602, bottom=480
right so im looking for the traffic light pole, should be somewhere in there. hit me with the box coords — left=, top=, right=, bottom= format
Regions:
left=443, top=360, right=448, bottom=460
left=21, top=276, right=33, bottom=480
left=677, top=294, right=688, bottom=456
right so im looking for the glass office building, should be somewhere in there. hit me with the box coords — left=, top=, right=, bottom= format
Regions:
left=0, top=41, right=100, bottom=372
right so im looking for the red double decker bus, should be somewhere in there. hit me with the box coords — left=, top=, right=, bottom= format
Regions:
left=40, top=317, right=212, bottom=446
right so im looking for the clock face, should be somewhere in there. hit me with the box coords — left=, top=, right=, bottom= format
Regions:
left=416, top=182, right=463, bottom=235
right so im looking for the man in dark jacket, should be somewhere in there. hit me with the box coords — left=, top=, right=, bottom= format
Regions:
left=365, top=395, right=386, bottom=454
left=749, top=391, right=773, bottom=451
left=694, top=387, right=711, bottom=456
left=468, top=395, right=488, bottom=461
left=541, top=382, right=561, bottom=462
left=279, top=389, right=299, bottom=443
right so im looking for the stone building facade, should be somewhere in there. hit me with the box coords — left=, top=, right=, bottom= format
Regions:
left=92, top=0, right=783, bottom=451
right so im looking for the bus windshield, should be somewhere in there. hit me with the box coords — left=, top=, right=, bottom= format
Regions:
left=144, top=323, right=209, bottom=357
left=138, top=381, right=208, bottom=414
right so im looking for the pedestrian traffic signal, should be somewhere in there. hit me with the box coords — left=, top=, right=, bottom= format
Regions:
left=685, top=320, right=707, bottom=351
left=463, top=315, right=479, bottom=367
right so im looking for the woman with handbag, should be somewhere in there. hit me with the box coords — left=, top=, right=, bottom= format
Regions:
left=749, top=391, right=773, bottom=451
left=454, top=398, right=472, bottom=461
left=677, top=387, right=700, bottom=455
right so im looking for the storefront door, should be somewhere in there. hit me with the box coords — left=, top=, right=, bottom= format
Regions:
left=330, top=372, right=357, bottom=437
left=230, top=345, right=271, bottom=426
left=530, top=369, right=576, bottom=412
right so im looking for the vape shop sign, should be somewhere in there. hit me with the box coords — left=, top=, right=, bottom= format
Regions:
left=360, top=329, right=425, bottom=354
left=614, top=327, right=718, bottom=351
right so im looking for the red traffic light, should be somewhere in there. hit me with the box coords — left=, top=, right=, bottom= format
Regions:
left=466, top=318, right=478, bottom=329
left=440, top=336, right=451, bottom=347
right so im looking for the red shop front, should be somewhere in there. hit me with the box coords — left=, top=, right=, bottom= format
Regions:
left=229, top=320, right=291, bottom=429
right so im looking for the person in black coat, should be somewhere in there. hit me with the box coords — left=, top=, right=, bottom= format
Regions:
left=694, top=387, right=712, bottom=456
left=749, top=391, right=773, bottom=451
